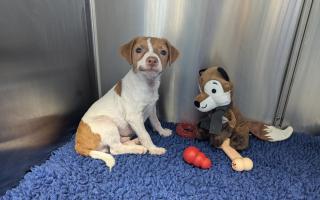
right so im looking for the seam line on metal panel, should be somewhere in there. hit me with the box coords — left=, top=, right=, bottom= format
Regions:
left=88, top=0, right=102, bottom=97
left=273, top=0, right=313, bottom=127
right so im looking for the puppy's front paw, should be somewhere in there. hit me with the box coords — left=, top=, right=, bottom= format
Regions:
left=148, top=147, right=166, bottom=155
left=159, top=128, right=172, bottom=137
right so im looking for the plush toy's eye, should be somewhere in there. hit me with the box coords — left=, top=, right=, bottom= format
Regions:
left=204, top=80, right=223, bottom=96
left=135, top=48, right=142, bottom=53
left=203, top=79, right=231, bottom=107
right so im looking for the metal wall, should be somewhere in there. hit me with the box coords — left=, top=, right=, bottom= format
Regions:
left=92, top=0, right=303, bottom=124
left=282, top=0, right=320, bottom=134
left=0, top=0, right=96, bottom=194
left=1, top=0, right=318, bottom=195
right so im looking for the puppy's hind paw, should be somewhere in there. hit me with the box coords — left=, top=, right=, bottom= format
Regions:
left=134, top=145, right=148, bottom=154
left=148, top=147, right=166, bottom=155
left=159, top=128, right=172, bottom=137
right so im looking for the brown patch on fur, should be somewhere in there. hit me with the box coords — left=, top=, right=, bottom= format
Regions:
left=166, top=39, right=180, bottom=65
left=199, top=66, right=233, bottom=92
left=225, top=110, right=236, bottom=128
left=75, top=121, right=101, bottom=156
left=150, top=37, right=179, bottom=67
left=194, top=92, right=209, bottom=104
left=248, top=121, right=271, bottom=141
left=114, top=80, right=122, bottom=96
left=209, top=130, right=232, bottom=148
left=230, top=120, right=249, bottom=150
left=120, top=37, right=138, bottom=65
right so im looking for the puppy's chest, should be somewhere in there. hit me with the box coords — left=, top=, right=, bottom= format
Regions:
left=137, top=97, right=158, bottom=116
left=132, top=89, right=159, bottom=108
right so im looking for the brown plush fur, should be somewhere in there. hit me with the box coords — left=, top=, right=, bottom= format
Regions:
left=195, top=66, right=271, bottom=150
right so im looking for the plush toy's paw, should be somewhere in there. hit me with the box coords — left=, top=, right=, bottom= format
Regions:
left=148, top=147, right=166, bottom=155
left=159, top=128, right=172, bottom=137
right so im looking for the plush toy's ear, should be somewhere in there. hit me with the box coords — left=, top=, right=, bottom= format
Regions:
left=199, top=68, right=207, bottom=76
left=217, top=67, right=230, bottom=81
left=120, top=37, right=137, bottom=65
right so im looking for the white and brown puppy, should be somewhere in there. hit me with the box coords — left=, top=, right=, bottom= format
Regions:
left=75, top=36, right=179, bottom=170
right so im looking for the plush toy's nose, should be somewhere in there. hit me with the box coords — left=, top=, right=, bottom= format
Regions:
left=194, top=101, right=200, bottom=108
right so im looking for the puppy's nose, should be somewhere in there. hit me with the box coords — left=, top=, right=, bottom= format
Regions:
left=146, top=56, right=158, bottom=66
left=194, top=101, right=200, bottom=108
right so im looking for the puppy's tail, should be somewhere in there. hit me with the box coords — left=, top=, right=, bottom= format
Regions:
left=248, top=121, right=293, bottom=142
left=89, top=150, right=116, bottom=171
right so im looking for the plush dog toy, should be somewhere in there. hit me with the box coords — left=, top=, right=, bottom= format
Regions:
left=192, top=66, right=293, bottom=172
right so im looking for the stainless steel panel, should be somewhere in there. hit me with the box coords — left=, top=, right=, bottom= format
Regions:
left=283, top=0, right=320, bottom=134
left=93, top=0, right=303, bottom=124
left=274, top=0, right=313, bottom=126
left=0, top=0, right=96, bottom=194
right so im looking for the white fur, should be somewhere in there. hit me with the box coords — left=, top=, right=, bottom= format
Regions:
left=264, top=125, right=293, bottom=142
left=137, top=38, right=162, bottom=74
left=197, top=96, right=216, bottom=112
left=197, top=80, right=231, bottom=112
left=82, top=38, right=170, bottom=169
left=222, top=116, right=229, bottom=124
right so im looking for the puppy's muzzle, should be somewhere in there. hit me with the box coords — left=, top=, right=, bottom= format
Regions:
left=146, top=56, right=158, bottom=67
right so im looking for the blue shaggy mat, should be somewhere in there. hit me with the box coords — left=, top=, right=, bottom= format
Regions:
left=2, top=122, right=320, bottom=200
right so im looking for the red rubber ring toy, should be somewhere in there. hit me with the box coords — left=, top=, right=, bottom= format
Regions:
left=176, top=123, right=198, bottom=139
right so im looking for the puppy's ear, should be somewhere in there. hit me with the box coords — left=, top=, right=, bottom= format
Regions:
left=120, top=37, right=137, bottom=65
left=165, top=39, right=179, bottom=65
left=217, top=67, right=230, bottom=81
left=199, top=68, right=207, bottom=76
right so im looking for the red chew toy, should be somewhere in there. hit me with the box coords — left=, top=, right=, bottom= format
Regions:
left=193, top=154, right=204, bottom=167
left=182, top=146, right=212, bottom=169
left=182, top=146, right=199, bottom=164
left=176, top=123, right=198, bottom=139
left=201, top=158, right=212, bottom=169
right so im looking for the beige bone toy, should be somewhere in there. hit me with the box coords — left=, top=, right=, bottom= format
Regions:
left=220, top=138, right=253, bottom=172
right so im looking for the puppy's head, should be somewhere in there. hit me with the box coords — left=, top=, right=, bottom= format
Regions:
left=120, top=37, right=179, bottom=78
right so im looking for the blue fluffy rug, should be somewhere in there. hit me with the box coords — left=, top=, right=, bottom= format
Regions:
left=2, top=122, right=320, bottom=200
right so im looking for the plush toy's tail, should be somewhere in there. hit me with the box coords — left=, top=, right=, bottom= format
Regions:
left=248, top=121, right=293, bottom=142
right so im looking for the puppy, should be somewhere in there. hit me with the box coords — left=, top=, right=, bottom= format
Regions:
left=75, top=36, right=179, bottom=170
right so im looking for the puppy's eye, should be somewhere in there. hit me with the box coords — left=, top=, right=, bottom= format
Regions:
left=160, top=50, right=167, bottom=56
left=212, top=89, right=216, bottom=94
left=135, top=48, right=142, bottom=53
